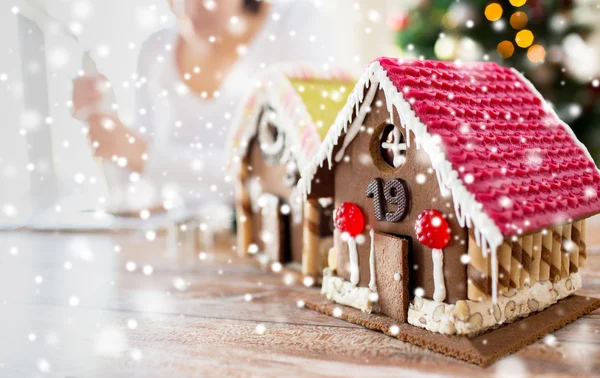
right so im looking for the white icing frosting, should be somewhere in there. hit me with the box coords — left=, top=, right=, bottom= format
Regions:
left=317, top=197, right=333, bottom=208
left=368, top=229, right=377, bottom=292
left=297, top=60, right=505, bottom=302
left=380, top=126, right=406, bottom=168
left=431, top=248, right=446, bottom=302
left=322, top=268, right=373, bottom=312
left=334, top=84, right=378, bottom=163
left=347, top=236, right=359, bottom=286
left=408, top=273, right=582, bottom=335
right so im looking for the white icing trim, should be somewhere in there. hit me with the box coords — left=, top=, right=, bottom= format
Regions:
left=297, top=60, right=505, bottom=303
left=431, top=248, right=446, bottom=302
left=346, top=235, right=359, bottom=286
left=334, top=84, right=378, bottom=163
left=368, top=229, right=377, bottom=292
left=322, top=268, right=374, bottom=313
left=408, top=273, right=582, bottom=335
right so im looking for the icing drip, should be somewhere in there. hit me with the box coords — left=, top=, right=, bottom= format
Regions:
left=368, top=229, right=377, bottom=292
left=347, top=236, right=359, bottom=286
left=432, top=248, right=446, bottom=302
left=334, top=84, right=378, bottom=163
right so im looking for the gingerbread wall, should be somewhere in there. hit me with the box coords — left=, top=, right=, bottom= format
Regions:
left=332, top=88, right=468, bottom=304
left=245, top=139, right=304, bottom=265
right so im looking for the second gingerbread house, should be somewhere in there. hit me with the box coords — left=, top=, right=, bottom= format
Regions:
left=228, top=63, right=354, bottom=278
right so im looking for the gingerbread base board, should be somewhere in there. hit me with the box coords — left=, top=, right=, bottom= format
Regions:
left=305, top=294, right=600, bottom=367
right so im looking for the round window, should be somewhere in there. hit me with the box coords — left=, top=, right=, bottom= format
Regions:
left=379, top=124, right=406, bottom=169
left=257, top=107, right=285, bottom=164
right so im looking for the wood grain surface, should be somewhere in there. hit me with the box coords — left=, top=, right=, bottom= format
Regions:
left=1, top=216, right=599, bottom=377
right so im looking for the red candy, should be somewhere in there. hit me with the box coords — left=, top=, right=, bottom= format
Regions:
left=415, top=209, right=450, bottom=250
left=334, top=202, right=365, bottom=237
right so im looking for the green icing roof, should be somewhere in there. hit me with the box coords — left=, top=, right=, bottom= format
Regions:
left=289, top=79, right=351, bottom=141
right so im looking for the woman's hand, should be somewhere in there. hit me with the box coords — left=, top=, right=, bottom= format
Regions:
left=72, top=74, right=113, bottom=121
left=86, top=114, right=129, bottom=160
left=86, top=113, right=147, bottom=173
left=72, top=75, right=147, bottom=172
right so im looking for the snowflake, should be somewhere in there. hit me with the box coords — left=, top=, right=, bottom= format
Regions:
left=255, top=324, right=266, bottom=335
left=68, top=296, right=80, bottom=307
left=127, top=319, right=138, bottom=329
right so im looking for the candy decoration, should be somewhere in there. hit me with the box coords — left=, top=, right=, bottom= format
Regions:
left=334, top=202, right=365, bottom=238
left=335, top=202, right=365, bottom=285
left=415, top=209, right=450, bottom=302
left=415, top=209, right=450, bottom=249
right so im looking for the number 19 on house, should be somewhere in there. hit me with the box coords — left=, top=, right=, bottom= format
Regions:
left=365, top=178, right=409, bottom=222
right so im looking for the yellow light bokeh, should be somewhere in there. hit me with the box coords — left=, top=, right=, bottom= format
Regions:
left=527, top=45, right=546, bottom=63
left=497, top=41, right=515, bottom=58
left=510, top=11, right=528, bottom=29
left=509, top=0, right=527, bottom=7
left=485, top=3, right=503, bottom=21
left=515, top=29, right=534, bottom=48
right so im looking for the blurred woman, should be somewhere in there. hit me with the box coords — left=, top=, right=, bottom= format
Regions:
left=72, top=0, right=340, bottom=212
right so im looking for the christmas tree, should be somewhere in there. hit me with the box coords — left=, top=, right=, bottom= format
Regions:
left=391, top=0, right=600, bottom=161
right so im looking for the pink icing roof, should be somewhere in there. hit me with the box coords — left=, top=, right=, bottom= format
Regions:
left=375, top=57, right=600, bottom=236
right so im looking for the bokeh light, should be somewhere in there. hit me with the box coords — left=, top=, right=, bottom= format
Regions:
left=485, top=3, right=503, bottom=22
left=442, top=12, right=459, bottom=29
left=515, top=29, right=534, bottom=48
left=510, top=11, right=528, bottom=29
left=509, top=0, right=527, bottom=7
left=527, top=45, right=546, bottom=62
left=497, top=40, right=515, bottom=58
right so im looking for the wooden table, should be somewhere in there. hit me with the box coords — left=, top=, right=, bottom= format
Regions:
left=1, top=217, right=599, bottom=377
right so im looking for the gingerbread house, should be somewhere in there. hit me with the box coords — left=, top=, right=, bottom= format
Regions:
left=228, top=63, right=354, bottom=277
left=297, top=57, right=600, bottom=361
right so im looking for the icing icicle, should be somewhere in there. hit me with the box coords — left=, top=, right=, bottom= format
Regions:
left=334, top=84, right=378, bottom=163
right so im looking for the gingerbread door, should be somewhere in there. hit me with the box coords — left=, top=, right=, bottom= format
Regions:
left=373, top=231, right=410, bottom=323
